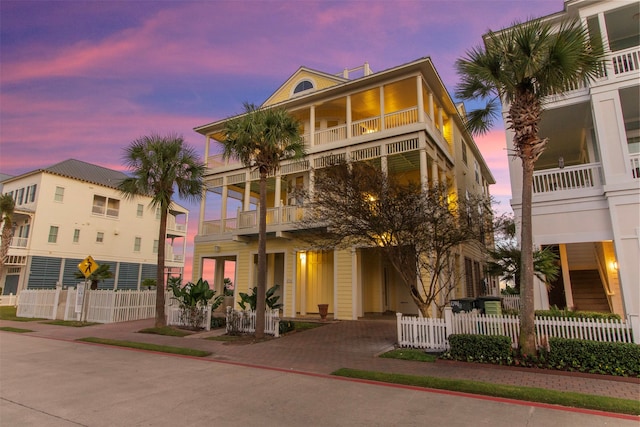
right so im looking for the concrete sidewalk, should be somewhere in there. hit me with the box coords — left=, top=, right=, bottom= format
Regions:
left=1, top=316, right=638, bottom=401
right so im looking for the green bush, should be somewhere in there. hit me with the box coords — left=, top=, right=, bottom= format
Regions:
left=447, top=334, right=512, bottom=364
left=210, top=317, right=226, bottom=329
left=535, top=306, right=621, bottom=320
left=279, top=320, right=295, bottom=335
left=238, top=284, right=283, bottom=311
left=546, top=338, right=640, bottom=377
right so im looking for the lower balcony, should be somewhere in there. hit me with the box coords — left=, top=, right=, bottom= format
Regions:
left=202, top=205, right=306, bottom=237
left=533, top=163, right=603, bottom=195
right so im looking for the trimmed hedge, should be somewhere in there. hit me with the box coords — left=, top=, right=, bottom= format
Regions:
left=535, top=308, right=621, bottom=321
left=448, top=334, right=512, bottom=364
left=546, top=337, right=640, bottom=377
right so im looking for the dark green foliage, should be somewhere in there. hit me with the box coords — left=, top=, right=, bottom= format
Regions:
left=74, top=264, right=114, bottom=290
left=546, top=338, right=639, bottom=377
left=169, top=278, right=223, bottom=330
left=238, top=284, right=283, bottom=311
left=447, top=334, right=512, bottom=364
left=279, top=320, right=295, bottom=335
left=535, top=307, right=621, bottom=320
left=210, top=317, right=226, bottom=329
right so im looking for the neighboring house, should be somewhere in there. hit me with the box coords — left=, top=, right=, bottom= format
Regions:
left=499, top=1, right=639, bottom=330
left=0, top=159, right=189, bottom=295
left=193, top=58, right=496, bottom=320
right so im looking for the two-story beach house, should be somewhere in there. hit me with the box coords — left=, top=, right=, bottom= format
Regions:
left=500, top=0, right=639, bottom=334
left=192, top=58, right=496, bottom=320
left=0, top=159, right=189, bottom=295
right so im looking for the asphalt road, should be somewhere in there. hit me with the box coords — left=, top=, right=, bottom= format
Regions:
left=0, top=333, right=635, bottom=426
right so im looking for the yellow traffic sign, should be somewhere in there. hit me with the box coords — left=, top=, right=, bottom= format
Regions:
left=78, top=255, right=99, bottom=278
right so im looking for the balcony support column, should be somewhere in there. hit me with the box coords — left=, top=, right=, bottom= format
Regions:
left=381, top=154, right=388, bottom=175
left=431, top=157, right=439, bottom=187
left=309, top=105, right=315, bottom=146
left=220, top=181, right=228, bottom=225
left=379, top=86, right=385, bottom=131
left=416, top=76, right=425, bottom=123
left=419, top=149, right=428, bottom=190
left=308, top=168, right=315, bottom=199
left=559, top=244, right=574, bottom=310
left=438, top=106, right=444, bottom=133
left=244, top=172, right=251, bottom=211
left=275, top=174, right=282, bottom=209
left=428, top=93, right=434, bottom=123
left=346, top=96, right=352, bottom=138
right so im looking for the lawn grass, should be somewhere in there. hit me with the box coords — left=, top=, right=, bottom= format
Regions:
left=0, top=326, right=34, bottom=333
left=138, top=326, right=192, bottom=337
left=379, top=348, right=438, bottom=362
left=0, top=306, right=44, bottom=322
left=77, top=337, right=212, bottom=357
left=332, top=368, right=640, bottom=416
left=42, top=320, right=100, bottom=327
left=293, top=322, right=326, bottom=332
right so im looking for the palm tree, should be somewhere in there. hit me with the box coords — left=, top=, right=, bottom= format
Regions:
left=221, top=102, right=305, bottom=338
left=119, top=134, right=205, bottom=327
left=74, top=264, right=115, bottom=290
left=455, top=18, right=604, bottom=354
left=0, top=194, right=16, bottom=276
left=487, top=244, right=560, bottom=292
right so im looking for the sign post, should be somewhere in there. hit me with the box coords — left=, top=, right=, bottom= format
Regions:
left=77, top=256, right=99, bottom=322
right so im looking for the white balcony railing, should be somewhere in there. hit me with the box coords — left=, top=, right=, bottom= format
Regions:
left=202, top=205, right=308, bottom=236
left=532, top=163, right=602, bottom=194
left=610, top=47, right=640, bottom=77
left=630, top=153, right=640, bottom=180
left=352, top=117, right=381, bottom=138
left=384, top=107, right=418, bottom=129
left=315, top=125, right=347, bottom=146
left=10, top=237, right=28, bottom=248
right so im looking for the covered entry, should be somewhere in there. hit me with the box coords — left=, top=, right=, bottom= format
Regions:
left=296, top=250, right=334, bottom=315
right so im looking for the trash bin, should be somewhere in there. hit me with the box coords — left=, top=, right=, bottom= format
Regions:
left=475, top=296, right=502, bottom=314
left=450, top=297, right=476, bottom=313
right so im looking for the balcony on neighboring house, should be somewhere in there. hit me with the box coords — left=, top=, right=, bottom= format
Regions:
left=9, top=236, right=29, bottom=249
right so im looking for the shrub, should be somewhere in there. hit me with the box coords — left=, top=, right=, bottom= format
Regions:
left=535, top=306, right=621, bottom=320
left=447, top=334, right=512, bottom=364
left=210, top=317, right=226, bottom=329
left=238, top=284, right=283, bottom=310
left=169, top=278, right=223, bottom=330
left=279, top=320, right=295, bottom=335
left=546, top=338, right=640, bottom=377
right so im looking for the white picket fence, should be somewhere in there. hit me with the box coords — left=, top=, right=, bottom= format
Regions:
left=167, top=303, right=212, bottom=331
left=225, top=307, right=280, bottom=337
left=397, top=308, right=635, bottom=350
left=501, top=295, right=521, bottom=311
left=15, top=288, right=166, bottom=323
left=0, top=293, right=19, bottom=307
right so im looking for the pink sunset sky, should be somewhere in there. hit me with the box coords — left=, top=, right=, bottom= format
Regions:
left=0, top=0, right=564, bottom=281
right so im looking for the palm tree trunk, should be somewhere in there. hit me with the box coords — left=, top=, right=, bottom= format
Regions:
left=156, top=206, right=168, bottom=327
left=519, top=155, right=536, bottom=354
left=255, top=172, right=267, bottom=338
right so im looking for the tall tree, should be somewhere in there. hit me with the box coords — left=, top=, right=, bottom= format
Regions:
left=0, top=194, right=16, bottom=276
left=221, top=102, right=305, bottom=338
left=119, top=134, right=205, bottom=327
left=487, top=243, right=560, bottom=292
left=455, top=18, right=604, bottom=353
left=302, top=161, right=490, bottom=317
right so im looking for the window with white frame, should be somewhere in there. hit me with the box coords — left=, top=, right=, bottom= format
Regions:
left=92, top=195, right=120, bottom=218
left=54, top=186, right=65, bottom=202
left=137, top=204, right=144, bottom=218
left=48, top=226, right=59, bottom=243
left=461, top=140, right=468, bottom=165
left=96, top=232, right=104, bottom=243
left=153, top=240, right=159, bottom=254
left=73, top=229, right=80, bottom=243
left=474, top=160, right=480, bottom=184
left=134, top=237, right=141, bottom=252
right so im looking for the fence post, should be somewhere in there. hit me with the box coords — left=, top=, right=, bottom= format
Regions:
left=629, top=314, right=639, bottom=344
left=396, top=312, right=403, bottom=345
left=52, top=283, right=62, bottom=320
left=444, top=306, right=453, bottom=340
left=205, top=304, right=212, bottom=331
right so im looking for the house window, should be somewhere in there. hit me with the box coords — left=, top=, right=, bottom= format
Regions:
left=474, top=161, right=480, bottom=184
left=293, top=80, right=313, bottom=94
left=134, top=237, right=141, bottom=252
left=96, top=232, right=104, bottom=243
left=30, top=184, right=37, bottom=202
left=92, top=195, right=120, bottom=218
left=137, top=204, right=144, bottom=218
left=54, top=186, right=65, bottom=202
left=16, top=188, right=24, bottom=205
left=48, top=226, right=59, bottom=243
left=461, top=140, right=468, bottom=165
left=73, top=229, right=80, bottom=243
left=153, top=240, right=159, bottom=254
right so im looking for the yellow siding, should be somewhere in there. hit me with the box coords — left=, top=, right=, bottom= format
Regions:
left=264, top=72, right=343, bottom=106
left=334, top=249, right=354, bottom=319
left=362, top=249, right=382, bottom=312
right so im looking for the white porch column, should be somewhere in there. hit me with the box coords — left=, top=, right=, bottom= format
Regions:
left=220, top=180, right=228, bottom=223
left=309, top=105, right=315, bottom=146
left=381, top=155, right=388, bottom=175
left=299, top=251, right=307, bottom=316
left=438, top=107, right=444, bottom=133
left=274, top=174, right=282, bottom=208
left=308, top=168, right=315, bottom=199
left=431, top=157, right=439, bottom=186
left=379, top=86, right=385, bottom=131
left=199, top=136, right=211, bottom=235
left=243, top=172, right=251, bottom=211
left=214, top=257, right=225, bottom=295
left=419, top=149, right=428, bottom=189
left=416, top=76, right=425, bottom=123
left=346, top=96, right=352, bottom=138
left=352, top=248, right=361, bottom=319
left=427, top=93, right=434, bottom=122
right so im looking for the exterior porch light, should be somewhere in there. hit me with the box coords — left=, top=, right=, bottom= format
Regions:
left=299, top=251, right=306, bottom=263
left=611, top=261, right=618, bottom=270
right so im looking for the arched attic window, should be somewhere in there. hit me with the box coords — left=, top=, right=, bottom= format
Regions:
left=293, top=80, right=314, bottom=94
